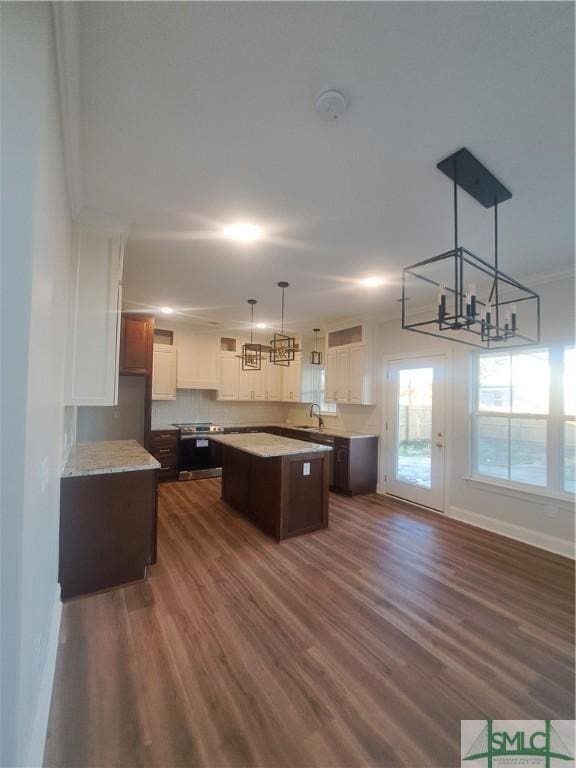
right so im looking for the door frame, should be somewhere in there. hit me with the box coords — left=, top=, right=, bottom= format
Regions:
left=380, top=350, right=453, bottom=514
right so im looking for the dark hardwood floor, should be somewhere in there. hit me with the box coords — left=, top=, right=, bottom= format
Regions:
left=44, top=479, right=575, bottom=768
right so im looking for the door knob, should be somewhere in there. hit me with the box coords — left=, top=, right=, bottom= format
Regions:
left=435, top=441, right=443, bottom=448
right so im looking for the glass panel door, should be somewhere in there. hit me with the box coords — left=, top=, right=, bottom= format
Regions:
left=386, top=356, right=446, bottom=511
left=397, top=368, right=433, bottom=489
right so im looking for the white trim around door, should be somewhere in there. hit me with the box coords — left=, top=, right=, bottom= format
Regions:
left=384, top=354, right=448, bottom=512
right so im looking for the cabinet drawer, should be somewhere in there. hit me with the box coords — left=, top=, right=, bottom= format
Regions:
left=157, top=459, right=178, bottom=482
left=151, top=430, right=178, bottom=447
left=151, top=446, right=177, bottom=460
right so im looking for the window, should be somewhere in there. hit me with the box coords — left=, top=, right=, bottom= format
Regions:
left=473, top=345, right=575, bottom=495
left=318, top=368, right=337, bottom=415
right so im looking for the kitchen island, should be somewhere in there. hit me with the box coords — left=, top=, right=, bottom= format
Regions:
left=210, top=432, right=332, bottom=541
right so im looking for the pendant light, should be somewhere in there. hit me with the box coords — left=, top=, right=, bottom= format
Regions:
left=270, top=281, right=296, bottom=366
left=310, top=329, right=322, bottom=365
left=401, top=147, right=540, bottom=349
left=241, top=299, right=262, bottom=370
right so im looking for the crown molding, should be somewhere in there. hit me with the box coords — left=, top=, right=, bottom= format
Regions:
left=52, top=3, right=83, bottom=218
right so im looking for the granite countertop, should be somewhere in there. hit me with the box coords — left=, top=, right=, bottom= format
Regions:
left=150, top=421, right=378, bottom=440
left=210, top=432, right=333, bottom=458
left=225, top=423, right=379, bottom=440
left=62, top=440, right=161, bottom=478
left=283, top=424, right=378, bottom=440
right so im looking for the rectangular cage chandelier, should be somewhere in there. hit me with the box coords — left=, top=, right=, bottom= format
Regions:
left=270, top=281, right=296, bottom=366
left=401, top=148, right=540, bottom=349
left=241, top=299, right=262, bottom=370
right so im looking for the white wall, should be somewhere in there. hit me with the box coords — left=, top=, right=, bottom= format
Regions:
left=1, top=5, right=73, bottom=766
left=77, top=375, right=146, bottom=443
left=375, top=275, right=575, bottom=557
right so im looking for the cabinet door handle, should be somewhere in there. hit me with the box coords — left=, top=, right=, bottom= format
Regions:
left=158, top=448, right=171, bottom=454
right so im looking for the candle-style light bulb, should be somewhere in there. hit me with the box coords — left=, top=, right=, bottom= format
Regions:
left=469, top=284, right=477, bottom=317
left=438, top=282, right=447, bottom=324
left=511, top=303, right=517, bottom=333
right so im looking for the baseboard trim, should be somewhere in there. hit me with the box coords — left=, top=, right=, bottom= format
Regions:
left=375, top=489, right=573, bottom=559
left=27, top=585, right=61, bottom=768
left=448, top=505, right=574, bottom=559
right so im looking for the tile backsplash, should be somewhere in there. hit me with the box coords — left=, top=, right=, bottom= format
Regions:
left=152, top=389, right=381, bottom=434
left=152, top=390, right=287, bottom=427
left=285, top=402, right=381, bottom=434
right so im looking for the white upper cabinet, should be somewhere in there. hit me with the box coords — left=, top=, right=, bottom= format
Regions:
left=323, top=320, right=374, bottom=405
left=175, top=328, right=219, bottom=389
left=282, top=357, right=302, bottom=402
left=325, top=351, right=338, bottom=403
left=238, top=366, right=266, bottom=401
left=348, top=346, right=365, bottom=403
left=219, top=354, right=239, bottom=400
left=65, top=225, right=124, bottom=406
left=152, top=344, right=177, bottom=400
left=336, top=349, right=350, bottom=402
left=216, top=335, right=313, bottom=402
left=265, top=358, right=283, bottom=401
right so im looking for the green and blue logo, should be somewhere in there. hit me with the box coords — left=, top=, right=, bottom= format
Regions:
left=461, top=720, right=574, bottom=768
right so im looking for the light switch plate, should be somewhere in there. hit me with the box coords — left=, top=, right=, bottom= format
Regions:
left=303, top=462, right=310, bottom=476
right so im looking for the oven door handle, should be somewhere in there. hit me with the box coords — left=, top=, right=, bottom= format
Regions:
left=180, top=434, right=211, bottom=441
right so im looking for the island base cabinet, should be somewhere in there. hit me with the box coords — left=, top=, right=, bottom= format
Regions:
left=59, top=469, right=158, bottom=600
left=221, top=446, right=329, bottom=541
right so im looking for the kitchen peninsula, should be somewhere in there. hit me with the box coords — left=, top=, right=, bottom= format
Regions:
left=60, top=440, right=159, bottom=599
left=210, top=432, right=332, bottom=541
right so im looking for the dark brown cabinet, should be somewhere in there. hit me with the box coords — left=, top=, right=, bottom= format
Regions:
left=119, top=313, right=154, bottom=375
left=333, top=440, right=350, bottom=491
left=333, top=436, right=378, bottom=495
left=265, top=427, right=378, bottom=496
left=59, top=468, right=158, bottom=600
left=150, top=428, right=179, bottom=481
left=220, top=444, right=330, bottom=541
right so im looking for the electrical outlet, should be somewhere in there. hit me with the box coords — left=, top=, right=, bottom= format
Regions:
left=113, top=406, right=121, bottom=420
left=41, top=457, right=49, bottom=493
left=303, top=462, right=310, bottom=476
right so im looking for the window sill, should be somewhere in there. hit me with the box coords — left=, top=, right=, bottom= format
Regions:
left=464, top=475, right=575, bottom=507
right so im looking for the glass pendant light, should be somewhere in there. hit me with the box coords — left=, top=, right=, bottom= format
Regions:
left=241, top=299, right=262, bottom=370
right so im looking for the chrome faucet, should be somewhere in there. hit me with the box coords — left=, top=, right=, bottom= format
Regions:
left=309, top=403, right=324, bottom=430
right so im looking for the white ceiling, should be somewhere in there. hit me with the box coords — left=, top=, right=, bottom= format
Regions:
left=74, top=1, right=574, bottom=330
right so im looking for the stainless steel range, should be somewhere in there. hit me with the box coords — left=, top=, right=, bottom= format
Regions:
left=173, top=423, right=224, bottom=481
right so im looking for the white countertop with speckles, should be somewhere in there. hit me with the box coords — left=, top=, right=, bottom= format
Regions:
left=210, top=432, right=332, bottom=458
left=62, top=440, right=160, bottom=478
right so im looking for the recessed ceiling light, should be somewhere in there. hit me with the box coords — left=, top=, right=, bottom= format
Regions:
left=359, top=276, right=385, bottom=288
left=223, top=223, right=263, bottom=243
left=256, top=322, right=267, bottom=329
left=160, top=306, right=174, bottom=314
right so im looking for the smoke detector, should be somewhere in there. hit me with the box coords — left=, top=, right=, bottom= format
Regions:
left=315, top=90, right=347, bottom=121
